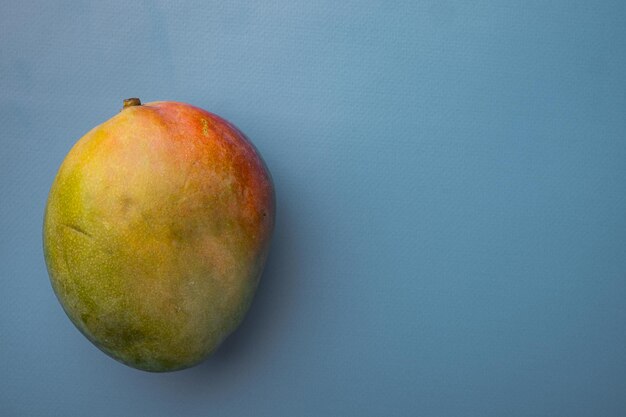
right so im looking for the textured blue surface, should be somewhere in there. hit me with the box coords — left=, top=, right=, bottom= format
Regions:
left=2, top=1, right=626, bottom=416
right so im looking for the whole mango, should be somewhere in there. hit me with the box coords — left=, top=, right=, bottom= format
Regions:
left=43, top=99, right=275, bottom=372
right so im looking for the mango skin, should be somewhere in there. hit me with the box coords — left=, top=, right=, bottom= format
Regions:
left=43, top=101, right=274, bottom=372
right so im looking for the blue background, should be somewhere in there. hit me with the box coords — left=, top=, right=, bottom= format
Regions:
left=2, top=1, right=626, bottom=416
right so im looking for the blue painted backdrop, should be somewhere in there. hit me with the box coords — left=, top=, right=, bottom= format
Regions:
left=2, top=1, right=626, bottom=416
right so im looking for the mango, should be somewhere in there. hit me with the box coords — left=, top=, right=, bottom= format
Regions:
left=43, top=99, right=275, bottom=372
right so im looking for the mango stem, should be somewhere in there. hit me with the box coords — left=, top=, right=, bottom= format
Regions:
left=123, top=98, right=141, bottom=109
